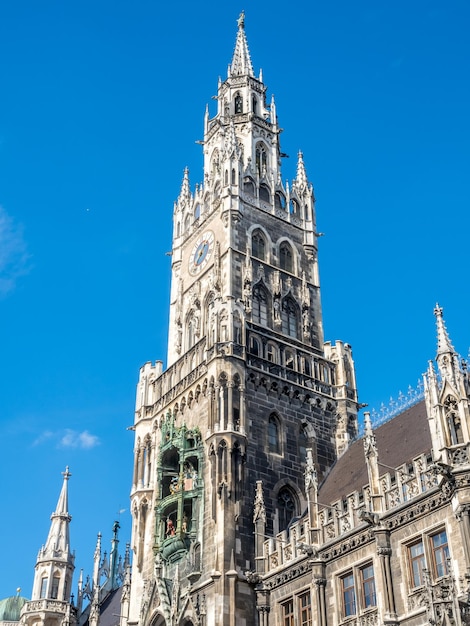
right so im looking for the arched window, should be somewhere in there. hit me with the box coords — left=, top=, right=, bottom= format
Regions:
left=282, top=298, right=298, bottom=338
left=275, top=192, right=286, bottom=210
left=279, top=242, right=294, bottom=273
left=277, top=487, right=297, bottom=531
left=224, top=169, right=228, bottom=185
left=268, top=414, right=281, bottom=454
left=252, top=230, right=266, bottom=260
left=244, top=178, right=255, bottom=195
left=259, top=184, right=271, bottom=203
left=194, top=204, right=201, bottom=219
left=252, top=96, right=258, bottom=115
left=235, top=93, right=243, bottom=114
left=290, top=199, right=299, bottom=214
left=253, top=286, right=269, bottom=326
left=187, top=312, right=199, bottom=349
left=231, top=168, right=236, bottom=185
left=255, top=144, right=268, bottom=175
left=249, top=335, right=261, bottom=356
left=233, top=311, right=242, bottom=344
left=184, top=214, right=191, bottom=232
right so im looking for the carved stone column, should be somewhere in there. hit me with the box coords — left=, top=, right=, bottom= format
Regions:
left=375, top=529, right=397, bottom=623
left=239, top=385, right=246, bottom=435
left=456, top=504, right=470, bottom=568
left=255, top=587, right=270, bottom=626
left=253, top=481, right=266, bottom=574
left=227, top=380, right=234, bottom=430
left=313, top=576, right=327, bottom=626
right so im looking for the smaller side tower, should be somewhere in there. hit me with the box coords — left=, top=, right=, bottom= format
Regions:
left=20, top=468, right=76, bottom=626
left=424, top=304, right=470, bottom=464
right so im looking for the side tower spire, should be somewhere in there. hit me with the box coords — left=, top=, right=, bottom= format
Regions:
left=424, top=305, right=470, bottom=463
left=21, top=469, right=76, bottom=626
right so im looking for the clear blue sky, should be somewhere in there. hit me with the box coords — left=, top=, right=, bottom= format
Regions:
left=1, top=0, right=469, bottom=598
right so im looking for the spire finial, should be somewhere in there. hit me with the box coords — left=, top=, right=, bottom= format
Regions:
left=434, top=303, right=455, bottom=356
left=229, top=12, right=254, bottom=77
left=62, top=466, right=72, bottom=481
left=294, top=150, right=308, bottom=188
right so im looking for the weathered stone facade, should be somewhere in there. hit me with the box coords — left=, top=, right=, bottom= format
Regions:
left=124, top=13, right=470, bottom=626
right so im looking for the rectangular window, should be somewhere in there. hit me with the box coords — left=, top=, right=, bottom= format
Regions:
left=40, top=577, right=48, bottom=598
left=51, top=576, right=60, bottom=599
left=281, top=599, right=294, bottom=626
left=360, top=564, right=376, bottom=608
left=431, top=530, right=449, bottom=578
left=299, top=591, right=312, bottom=626
left=409, top=540, right=425, bottom=587
left=342, top=573, right=356, bottom=617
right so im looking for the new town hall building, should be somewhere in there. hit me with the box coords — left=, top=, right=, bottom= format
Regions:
left=4, top=13, right=470, bottom=626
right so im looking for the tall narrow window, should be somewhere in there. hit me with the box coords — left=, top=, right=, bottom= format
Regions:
left=235, top=93, right=243, bottom=114
left=253, top=286, right=268, bottom=326
left=277, top=487, right=296, bottom=531
left=282, top=298, right=298, bottom=338
left=268, top=415, right=280, bottom=454
left=431, top=530, right=449, bottom=577
left=255, top=144, right=268, bottom=175
left=299, top=591, right=312, bottom=626
left=259, top=184, right=271, bottom=203
left=252, top=231, right=266, bottom=260
left=51, top=575, right=60, bottom=599
left=266, top=343, right=278, bottom=363
left=281, top=599, right=294, bottom=626
left=40, top=577, right=48, bottom=598
left=279, top=242, right=293, bottom=272
left=409, top=540, right=425, bottom=587
left=249, top=335, right=261, bottom=356
left=341, top=573, right=356, bottom=617
left=360, top=564, right=376, bottom=608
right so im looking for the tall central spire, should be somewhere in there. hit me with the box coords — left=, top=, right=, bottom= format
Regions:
left=229, top=12, right=254, bottom=77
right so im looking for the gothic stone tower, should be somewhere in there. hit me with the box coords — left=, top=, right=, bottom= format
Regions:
left=128, top=14, right=359, bottom=626
left=20, top=468, right=76, bottom=626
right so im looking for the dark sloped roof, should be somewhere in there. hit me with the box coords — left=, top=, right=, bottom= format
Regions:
left=318, top=400, right=431, bottom=505
left=80, top=587, right=123, bottom=626
left=98, top=587, right=123, bottom=626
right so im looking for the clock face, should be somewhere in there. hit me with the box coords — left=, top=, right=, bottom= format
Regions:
left=189, top=230, right=215, bottom=275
